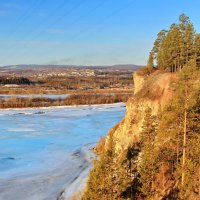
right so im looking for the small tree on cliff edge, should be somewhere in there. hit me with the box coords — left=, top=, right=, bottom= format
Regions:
left=146, top=52, right=154, bottom=73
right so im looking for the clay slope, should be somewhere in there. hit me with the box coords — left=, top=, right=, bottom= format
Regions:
left=106, top=70, right=176, bottom=153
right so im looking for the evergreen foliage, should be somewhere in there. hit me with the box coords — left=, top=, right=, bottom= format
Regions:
left=149, top=14, right=200, bottom=72
left=146, top=52, right=154, bottom=72
left=0, top=77, right=31, bottom=85
left=83, top=14, right=200, bottom=200
left=139, top=108, right=159, bottom=198
left=82, top=134, right=141, bottom=200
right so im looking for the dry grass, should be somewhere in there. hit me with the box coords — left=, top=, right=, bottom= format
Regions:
left=134, top=71, right=175, bottom=101
left=94, top=137, right=106, bottom=155
left=0, top=86, right=133, bottom=95
left=0, top=93, right=132, bottom=109
left=136, top=66, right=157, bottom=76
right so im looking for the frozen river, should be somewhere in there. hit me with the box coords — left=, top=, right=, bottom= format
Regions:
left=0, top=103, right=125, bottom=200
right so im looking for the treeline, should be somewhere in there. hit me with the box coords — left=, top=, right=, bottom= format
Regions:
left=0, top=94, right=131, bottom=108
left=147, top=14, right=200, bottom=72
left=0, top=77, right=31, bottom=85
left=38, top=75, right=133, bottom=90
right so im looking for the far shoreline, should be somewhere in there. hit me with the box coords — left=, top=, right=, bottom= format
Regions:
left=0, top=102, right=126, bottom=111
left=0, top=101, right=126, bottom=110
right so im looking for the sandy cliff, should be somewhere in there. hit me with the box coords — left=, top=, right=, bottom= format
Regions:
left=106, top=70, right=176, bottom=153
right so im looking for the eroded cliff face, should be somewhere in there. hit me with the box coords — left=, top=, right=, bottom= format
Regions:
left=106, top=71, right=176, bottom=153
left=133, top=72, right=146, bottom=95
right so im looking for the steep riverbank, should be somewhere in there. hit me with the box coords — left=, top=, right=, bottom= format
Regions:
left=83, top=65, right=200, bottom=200
left=105, top=71, right=176, bottom=154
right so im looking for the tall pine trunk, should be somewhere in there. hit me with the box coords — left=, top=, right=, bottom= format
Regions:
left=181, top=109, right=187, bottom=186
left=181, top=82, right=188, bottom=186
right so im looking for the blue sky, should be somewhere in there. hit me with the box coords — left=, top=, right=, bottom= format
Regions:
left=0, top=0, right=200, bottom=66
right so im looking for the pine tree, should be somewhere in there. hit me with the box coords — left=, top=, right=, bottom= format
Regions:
left=159, top=23, right=182, bottom=72
left=82, top=135, right=116, bottom=200
left=120, top=144, right=141, bottom=199
left=152, top=14, right=196, bottom=72
left=139, top=108, right=159, bottom=198
left=152, top=30, right=167, bottom=61
left=169, top=24, right=182, bottom=72
left=179, top=14, right=195, bottom=69
left=147, top=52, right=154, bottom=72
left=194, top=34, right=200, bottom=69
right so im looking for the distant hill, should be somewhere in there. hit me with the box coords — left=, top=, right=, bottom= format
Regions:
left=0, top=64, right=143, bottom=78
left=0, top=64, right=142, bottom=71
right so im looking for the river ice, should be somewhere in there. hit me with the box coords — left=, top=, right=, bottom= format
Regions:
left=0, top=103, right=125, bottom=200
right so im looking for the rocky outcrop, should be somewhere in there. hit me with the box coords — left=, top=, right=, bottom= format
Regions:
left=133, top=72, right=146, bottom=95
left=106, top=71, right=176, bottom=153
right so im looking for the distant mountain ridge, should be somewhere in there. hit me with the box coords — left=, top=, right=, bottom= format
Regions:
left=0, top=64, right=142, bottom=71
